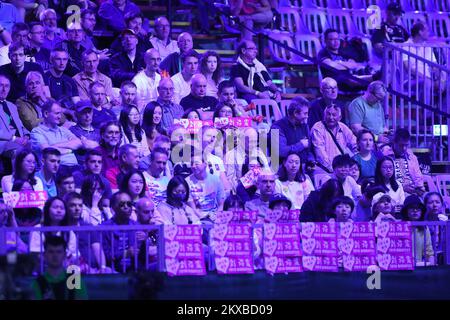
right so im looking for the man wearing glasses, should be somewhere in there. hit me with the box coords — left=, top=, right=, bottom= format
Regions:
left=149, top=16, right=179, bottom=61
left=28, top=22, right=51, bottom=71
left=155, top=77, right=184, bottom=133
left=102, top=191, right=138, bottom=272
left=347, top=81, right=390, bottom=144
left=230, top=40, right=281, bottom=103
left=308, top=77, right=345, bottom=128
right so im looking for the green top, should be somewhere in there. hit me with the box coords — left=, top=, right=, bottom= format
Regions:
left=31, top=270, right=88, bottom=300
left=347, top=96, right=386, bottom=135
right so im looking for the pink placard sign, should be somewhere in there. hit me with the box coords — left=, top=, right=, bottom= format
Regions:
left=173, top=118, right=214, bottom=134
left=2, top=191, right=48, bottom=208
left=214, top=211, right=258, bottom=224
left=301, top=223, right=338, bottom=256
left=263, top=223, right=303, bottom=274
left=302, top=256, right=339, bottom=272
left=214, top=117, right=253, bottom=128
left=164, top=225, right=206, bottom=276
left=376, top=222, right=414, bottom=271
left=212, top=224, right=254, bottom=274
left=301, top=223, right=338, bottom=272
left=265, top=210, right=300, bottom=223
left=338, top=222, right=377, bottom=272
left=342, top=255, right=378, bottom=272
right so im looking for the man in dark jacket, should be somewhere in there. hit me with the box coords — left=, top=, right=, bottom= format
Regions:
left=110, top=29, right=145, bottom=87
left=270, top=96, right=314, bottom=163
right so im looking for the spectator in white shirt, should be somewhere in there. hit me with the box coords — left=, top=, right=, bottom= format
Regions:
left=171, top=49, right=199, bottom=104
left=132, top=48, right=161, bottom=109
left=149, top=16, right=179, bottom=61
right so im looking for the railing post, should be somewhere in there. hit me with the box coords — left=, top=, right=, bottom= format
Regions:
left=383, top=43, right=389, bottom=123
left=446, top=221, right=450, bottom=266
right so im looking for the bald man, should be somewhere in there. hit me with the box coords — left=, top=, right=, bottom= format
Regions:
left=160, top=32, right=196, bottom=76
left=179, top=73, right=219, bottom=114
left=134, top=196, right=158, bottom=270
left=136, top=197, right=155, bottom=225
left=150, top=16, right=179, bottom=61
left=132, top=48, right=162, bottom=107
left=171, top=49, right=200, bottom=104
left=308, top=77, right=346, bottom=128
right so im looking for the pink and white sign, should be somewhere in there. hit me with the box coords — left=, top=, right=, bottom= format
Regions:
left=265, top=210, right=300, bottom=223
left=376, top=221, right=412, bottom=238
left=301, top=223, right=338, bottom=272
left=376, top=222, right=414, bottom=271
left=301, top=223, right=338, bottom=256
left=240, top=167, right=262, bottom=189
left=164, top=225, right=206, bottom=276
left=173, top=119, right=214, bottom=134
left=302, top=256, right=339, bottom=272
left=263, top=223, right=303, bottom=274
left=342, top=255, right=378, bottom=272
left=376, top=253, right=415, bottom=271
left=338, top=222, right=377, bottom=272
left=2, top=191, right=48, bottom=208
left=214, top=117, right=253, bottom=128
left=214, top=211, right=258, bottom=224
left=265, top=256, right=303, bottom=274
left=212, top=223, right=254, bottom=274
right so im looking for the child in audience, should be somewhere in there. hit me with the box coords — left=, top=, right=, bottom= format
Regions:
left=401, top=195, right=435, bottom=266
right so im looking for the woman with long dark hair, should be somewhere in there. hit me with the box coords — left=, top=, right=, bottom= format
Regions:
left=119, top=104, right=150, bottom=158
left=29, top=197, right=77, bottom=257
left=81, top=174, right=112, bottom=226
left=275, top=152, right=315, bottom=209
left=199, top=51, right=223, bottom=98
left=142, top=101, right=167, bottom=150
left=374, top=156, right=405, bottom=211
left=153, top=176, right=200, bottom=225
left=300, top=179, right=344, bottom=222
left=1, top=148, right=43, bottom=193
left=119, top=169, right=147, bottom=202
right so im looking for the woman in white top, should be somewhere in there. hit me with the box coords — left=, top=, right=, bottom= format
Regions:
left=119, top=104, right=151, bottom=159
left=80, top=174, right=113, bottom=226
left=29, top=197, right=78, bottom=259
left=374, top=156, right=406, bottom=212
left=199, top=51, right=223, bottom=98
left=1, top=149, right=44, bottom=193
left=275, top=152, right=315, bottom=210
left=153, top=176, right=200, bottom=225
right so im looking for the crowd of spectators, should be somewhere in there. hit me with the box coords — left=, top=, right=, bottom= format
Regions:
left=0, top=0, right=447, bottom=287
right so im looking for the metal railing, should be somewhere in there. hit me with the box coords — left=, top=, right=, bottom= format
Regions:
left=383, top=42, right=450, bottom=161
left=1, top=221, right=449, bottom=275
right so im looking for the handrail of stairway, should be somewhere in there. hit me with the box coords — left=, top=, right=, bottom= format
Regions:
left=384, top=42, right=450, bottom=73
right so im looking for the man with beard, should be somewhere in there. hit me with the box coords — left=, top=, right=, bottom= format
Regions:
left=132, top=48, right=161, bottom=109
left=40, top=8, right=66, bottom=50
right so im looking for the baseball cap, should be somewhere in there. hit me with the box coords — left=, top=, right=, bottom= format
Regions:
left=269, top=194, right=292, bottom=210
left=75, top=100, right=93, bottom=113
left=121, top=28, right=138, bottom=38
left=371, top=192, right=392, bottom=208
left=387, top=2, right=405, bottom=14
